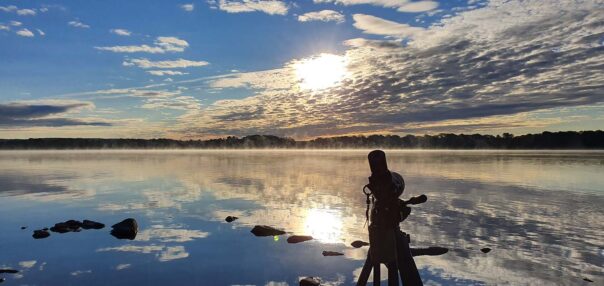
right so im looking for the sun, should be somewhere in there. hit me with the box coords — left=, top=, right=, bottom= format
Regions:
left=294, top=53, right=348, bottom=91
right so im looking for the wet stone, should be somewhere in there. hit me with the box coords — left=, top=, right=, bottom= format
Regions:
left=299, top=276, right=321, bottom=286
left=250, top=225, right=286, bottom=236
left=322, top=251, right=344, bottom=256
left=81, top=220, right=105, bottom=230
left=111, top=218, right=138, bottom=240
left=32, top=229, right=50, bottom=239
left=351, top=240, right=370, bottom=248
left=287, top=235, right=313, bottom=244
left=410, top=247, right=449, bottom=257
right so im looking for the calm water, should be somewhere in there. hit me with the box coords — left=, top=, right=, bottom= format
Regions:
left=0, top=150, right=602, bottom=286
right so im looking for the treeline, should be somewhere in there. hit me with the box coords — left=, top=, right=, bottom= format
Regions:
left=0, top=131, right=602, bottom=150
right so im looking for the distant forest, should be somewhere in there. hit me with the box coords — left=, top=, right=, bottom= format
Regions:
left=0, top=131, right=603, bottom=150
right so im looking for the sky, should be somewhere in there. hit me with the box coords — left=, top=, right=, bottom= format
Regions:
left=0, top=0, right=603, bottom=139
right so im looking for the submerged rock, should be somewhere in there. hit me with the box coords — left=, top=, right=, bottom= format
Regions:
left=410, top=247, right=449, bottom=257
left=0, top=269, right=19, bottom=274
left=287, top=235, right=313, bottom=244
left=20, top=226, right=27, bottom=230
left=111, top=218, right=138, bottom=240
left=351, top=240, right=370, bottom=248
left=480, top=247, right=492, bottom=254
left=322, top=251, right=344, bottom=256
left=250, top=225, right=286, bottom=236
left=82, top=220, right=105, bottom=230
left=299, top=277, right=321, bottom=286
left=225, top=216, right=238, bottom=223
left=32, top=229, right=50, bottom=239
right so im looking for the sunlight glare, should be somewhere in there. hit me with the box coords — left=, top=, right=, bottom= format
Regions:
left=294, top=53, right=348, bottom=90
left=304, top=208, right=343, bottom=244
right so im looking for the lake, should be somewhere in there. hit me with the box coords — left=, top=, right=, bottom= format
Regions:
left=0, top=150, right=602, bottom=285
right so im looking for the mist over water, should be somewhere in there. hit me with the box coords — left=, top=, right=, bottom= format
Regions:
left=0, top=150, right=602, bottom=285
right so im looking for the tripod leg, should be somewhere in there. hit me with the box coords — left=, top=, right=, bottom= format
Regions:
left=373, top=264, right=381, bottom=286
left=396, top=231, right=423, bottom=286
left=387, top=262, right=399, bottom=286
left=356, top=251, right=373, bottom=286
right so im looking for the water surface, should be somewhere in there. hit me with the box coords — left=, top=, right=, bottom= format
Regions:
left=0, top=150, right=602, bottom=285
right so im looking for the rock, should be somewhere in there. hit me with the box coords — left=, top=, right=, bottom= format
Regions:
left=0, top=277, right=4, bottom=283
left=299, top=276, right=320, bottom=286
left=225, top=216, right=238, bottom=223
left=410, top=247, right=449, bottom=257
left=583, top=278, right=593, bottom=282
left=111, top=218, right=138, bottom=240
left=20, top=226, right=27, bottom=230
left=250, top=225, right=286, bottom=237
left=322, top=251, right=344, bottom=256
left=50, top=220, right=82, bottom=233
left=0, top=269, right=19, bottom=274
left=32, top=229, right=50, bottom=239
left=42, top=228, right=48, bottom=231
left=351, top=240, right=370, bottom=248
left=287, top=235, right=313, bottom=244
left=480, top=247, right=491, bottom=253
left=82, top=220, right=105, bottom=230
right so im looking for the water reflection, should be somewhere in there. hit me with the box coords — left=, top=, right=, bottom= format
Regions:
left=304, top=208, right=343, bottom=244
left=0, top=150, right=602, bottom=285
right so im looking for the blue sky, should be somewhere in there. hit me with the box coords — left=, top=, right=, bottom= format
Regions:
left=1, top=0, right=603, bottom=139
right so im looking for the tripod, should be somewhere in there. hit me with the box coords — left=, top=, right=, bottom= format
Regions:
left=356, top=229, right=422, bottom=286
left=356, top=150, right=424, bottom=286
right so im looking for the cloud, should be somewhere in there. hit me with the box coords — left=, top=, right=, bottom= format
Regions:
left=147, top=70, right=189, bottom=76
left=95, top=36, right=189, bottom=54
left=68, top=20, right=90, bottom=29
left=18, top=261, right=37, bottom=268
left=141, top=95, right=201, bottom=110
left=298, top=10, right=345, bottom=23
left=94, top=88, right=181, bottom=98
left=116, top=264, right=131, bottom=270
left=17, top=8, right=36, bottom=16
left=176, top=0, right=604, bottom=138
left=110, top=28, right=131, bottom=36
left=0, top=24, right=9, bottom=31
left=181, top=3, right=195, bottom=11
left=36, top=29, right=45, bottom=36
left=0, top=6, right=18, bottom=12
left=15, top=28, right=34, bottom=37
left=123, top=58, right=209, bottom=69
left=352, top=14, right=424, bottom=38
left=209, top=0, right=288, bottom=15
left=10, top=21, right=22, bottom=26
left=314, top=0, right=438, bottom=13
left=0, top=101, right=112, bottom=127
left=97, top=244, right=189, bottom=262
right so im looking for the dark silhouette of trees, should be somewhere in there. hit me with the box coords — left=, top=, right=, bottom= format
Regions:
left=0, top=131, right=602, bottom=150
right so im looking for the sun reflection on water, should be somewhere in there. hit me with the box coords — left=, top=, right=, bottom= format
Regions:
left=303, top=208, right=343, bottom=244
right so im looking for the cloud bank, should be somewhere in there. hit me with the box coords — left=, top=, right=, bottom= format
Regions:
left=176, top=0, right=603, bottom=138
